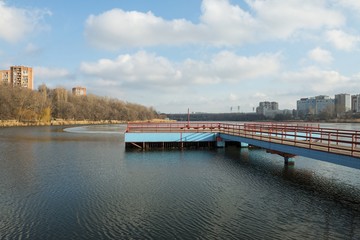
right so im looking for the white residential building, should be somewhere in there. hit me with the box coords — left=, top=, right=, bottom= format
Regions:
left=297, top=95, right=335, bottom=116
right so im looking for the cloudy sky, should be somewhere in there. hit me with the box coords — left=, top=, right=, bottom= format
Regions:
left=1, top=0, right=360, bottom=113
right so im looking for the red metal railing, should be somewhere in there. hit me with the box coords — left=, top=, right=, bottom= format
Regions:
left=126, top=122, right=222, bottom=133
left=126, top=122, right=360, bottom=158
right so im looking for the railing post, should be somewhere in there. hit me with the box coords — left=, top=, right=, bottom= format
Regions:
left=352, top=134, right=355, bottom=156
left=320, top=130, right=323, bottom=143
left=269, top=128, right=272, bottom=142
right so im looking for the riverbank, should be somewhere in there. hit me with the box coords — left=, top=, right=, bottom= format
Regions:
left=326, top=119, right=360, bottom=123
left=0, top=120, right=124, bottom=128
left=0, top=118, right=173, bottom=128
left=2, top=118, right=358, bottom=128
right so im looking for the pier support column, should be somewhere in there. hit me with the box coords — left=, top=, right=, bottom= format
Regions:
left=266, top=150, right=296, bottom=166
left=240, top=142, right=249, bottom=148
left=284, top=156, right=295, bottom=166
left=216, top=136, right=225, bottom=148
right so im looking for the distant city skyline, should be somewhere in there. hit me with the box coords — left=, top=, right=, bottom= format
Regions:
left=1, top=0, right=360, bottom=113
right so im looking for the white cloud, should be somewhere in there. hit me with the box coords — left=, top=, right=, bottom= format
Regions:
left=79, top=50, right=282, bottom=113
left=35, top=66, right=71, bottom=80
left=282, top=67, right=349, bottom=93
left=80, top=51, right=182, bottom=88
left=308, top=47, right=333, bottom=64
left=84, top=0, right=345, bottom=49
left=84, top=9, right=199, bottom=50
left=199, top=0, right=257, bottom=45
left=181, top=51, right=281, bottom=84
left=212, top=51, right=281, bottom=81
left=0, top=2, right=51, bottom=43
left=246, top=0, right=344, bottom=38
left=80, top=50, right=280, bottom=88
left=326, top=29, right=360, bottom=51
left=335, top=0, right=360, bottom=12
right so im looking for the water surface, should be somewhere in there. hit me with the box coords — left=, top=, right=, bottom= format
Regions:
left=0, top=124, right=359, bottom=239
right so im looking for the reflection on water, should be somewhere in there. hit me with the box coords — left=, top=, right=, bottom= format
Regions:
left=0, top=125, right=359, bottom=239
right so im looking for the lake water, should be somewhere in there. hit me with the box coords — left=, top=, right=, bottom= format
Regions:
left=0, top=124, right=360, bottom=239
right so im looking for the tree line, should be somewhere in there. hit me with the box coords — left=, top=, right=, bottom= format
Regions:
left=0, top=84, right=158, bottom=122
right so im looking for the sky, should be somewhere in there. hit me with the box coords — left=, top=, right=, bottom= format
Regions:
left=1, top=0, right=360, bottom=113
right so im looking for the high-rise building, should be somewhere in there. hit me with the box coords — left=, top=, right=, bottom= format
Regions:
left=0, top=66, right=33, bottom=89
left=351, top=95, right=360, bottom=113
left=335, top=93, right=351, bottom=116
left=256, top=101, right=279, bottom=115
left=72, top=86, right=86, bottom=96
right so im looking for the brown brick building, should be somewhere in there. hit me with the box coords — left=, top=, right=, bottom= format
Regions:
left=72, top=86, right=86, bottom=96
left=0, top=66, right=34, bottom=90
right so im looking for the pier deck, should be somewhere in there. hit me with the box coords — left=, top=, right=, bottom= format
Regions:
left=125, top=122, right=360, bottom=169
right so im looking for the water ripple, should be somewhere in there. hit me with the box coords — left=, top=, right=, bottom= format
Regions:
left=1, top=126, right=360, bottom=239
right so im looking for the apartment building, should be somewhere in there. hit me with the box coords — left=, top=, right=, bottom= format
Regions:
left=72, top=86, right=86, bottom=96
left=335, top=93, right=351, bottom=116
left=0, top=70, right=10, bottom=85
left=0, top=66, right=33, bottom=89
left=256, top=101, right=280, bottom=117
left=256, top=101, right=278, bottom=114
left=297, top=95, right=335, bottom=116
left=351, top=95, right=360, bottom=113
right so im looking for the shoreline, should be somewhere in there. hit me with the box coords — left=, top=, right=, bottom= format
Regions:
left=0, top=120, right=124, bottom=128
left=1, top=118, right=359, bottom=128
left=0, top=118, right=173, bottom=128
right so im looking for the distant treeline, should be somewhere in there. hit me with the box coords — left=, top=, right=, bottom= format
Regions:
left=166, top=113, right=269, bottom=122
left=0, top=84, right=158, bottom=122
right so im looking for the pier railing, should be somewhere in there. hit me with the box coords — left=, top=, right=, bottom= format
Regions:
left=126, top=122, right=223, bottom=133
left=126, top=122, right=360, bottom=158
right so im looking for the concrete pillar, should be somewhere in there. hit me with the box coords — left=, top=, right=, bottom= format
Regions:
left=284, top=156, right=295, bottom=166
left=216, top=136, right=225, bottom=148
left=240, top=142, right=249, bottom=148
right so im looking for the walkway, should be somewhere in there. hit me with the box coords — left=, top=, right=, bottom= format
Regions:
left=125, top=122, right=360, bottom=169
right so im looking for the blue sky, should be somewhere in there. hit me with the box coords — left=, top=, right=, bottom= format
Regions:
left=1, top=0, right=360, bottom=113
